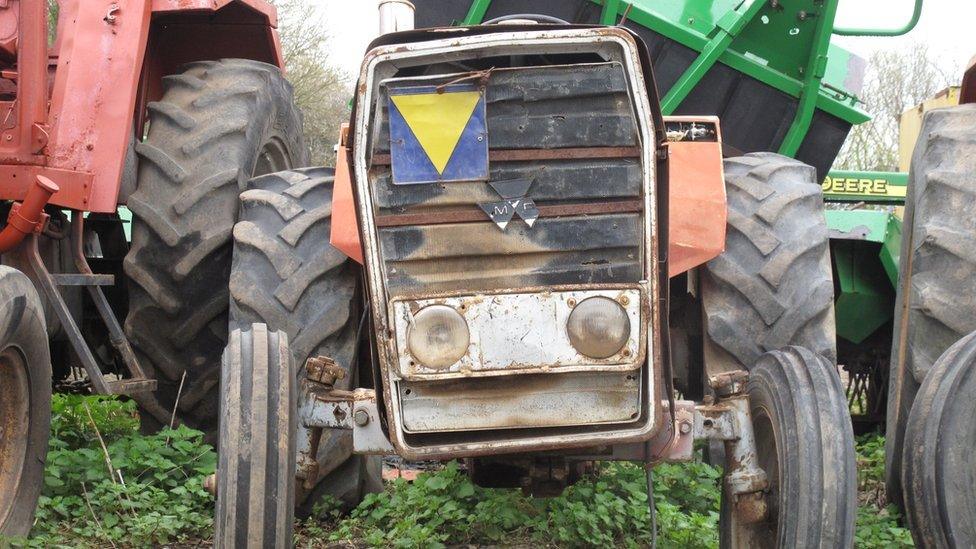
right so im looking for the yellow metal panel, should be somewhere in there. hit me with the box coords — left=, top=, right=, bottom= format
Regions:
left=899, top=86, right=960, bottom=171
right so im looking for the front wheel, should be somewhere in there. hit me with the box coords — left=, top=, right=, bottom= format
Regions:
left=902, top=329, right=976, bottom=548
left=215, top=324, right=296, bottom=548
left=0, top=266, right=52, bottom=537
left=720, top=347, right=856, bottom=549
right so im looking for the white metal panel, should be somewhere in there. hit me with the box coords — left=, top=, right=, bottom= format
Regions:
left=391, top=288, right=643, bottom=380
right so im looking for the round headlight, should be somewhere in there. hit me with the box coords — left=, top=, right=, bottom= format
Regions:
left=566, top=296, right=631, bottom=359
left=406, top=305, right=470, bottom=369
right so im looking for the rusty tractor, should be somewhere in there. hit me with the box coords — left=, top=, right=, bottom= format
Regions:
left=0, top=0, right=378, bottom=537
left=884, top=55, right=976, bottom=547
left=208, top=1, right=937, bottom=546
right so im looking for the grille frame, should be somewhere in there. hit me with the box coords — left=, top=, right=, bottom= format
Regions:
left=352, top=27, right=664, bottom=459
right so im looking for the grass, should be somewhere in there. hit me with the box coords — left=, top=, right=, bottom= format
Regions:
left=3, top=395, right=914, bottom=547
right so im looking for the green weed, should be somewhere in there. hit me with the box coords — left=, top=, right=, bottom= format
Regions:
left=15, top=396, right=915, bottom=548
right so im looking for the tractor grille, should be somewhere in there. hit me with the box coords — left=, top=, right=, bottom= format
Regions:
left=367, top=62, right=646, bottom=297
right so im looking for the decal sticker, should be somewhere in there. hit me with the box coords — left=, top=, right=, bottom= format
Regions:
left=388, top=83, right=488, bottom=185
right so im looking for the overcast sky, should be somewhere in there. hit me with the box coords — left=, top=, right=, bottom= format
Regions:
left=319, top=0, right=974, bottom=85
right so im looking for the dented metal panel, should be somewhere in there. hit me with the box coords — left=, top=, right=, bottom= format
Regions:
left=391, top=288, right=644, bottom=379
left=380, top=214, right=642, bottom=294
left=367, top=61, right=644, bottom=297
left=399, top=371, right=641, bottom=433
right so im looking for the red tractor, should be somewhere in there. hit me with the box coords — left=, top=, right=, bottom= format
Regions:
left=0, top=0, right=332, bottom=536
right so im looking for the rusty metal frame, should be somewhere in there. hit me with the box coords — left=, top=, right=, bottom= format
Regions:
left=352, top=27, right=663, bottom=460
left=375, top=199, right=643, bottom=227
left=0, top=0, right=283, bottom=214
left=369, top=146, right=641, bottom=166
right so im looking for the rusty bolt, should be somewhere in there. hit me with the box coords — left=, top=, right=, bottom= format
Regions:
left=734, top=491, right=769, bottom=524
left=353, top=409, right=370, bottom=427
left=203, top=474, right=217, bottom=496
left=619, top=295, right=630, bottom=306
left=567, top=298, right=577, bottom=307
left=679, top=421, right=692, bottom=435
left=708, top=370, right=750, bottom=397
left=305, top=356, right=345, bottom=387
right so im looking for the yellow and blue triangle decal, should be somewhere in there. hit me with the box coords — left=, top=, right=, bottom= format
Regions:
left=388, top=83, right=489, bottom=185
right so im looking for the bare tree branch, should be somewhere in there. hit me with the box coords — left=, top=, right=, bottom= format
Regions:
left=835, top=43, right=958, bottom=171
left=274, top=0, right=354, bottom=165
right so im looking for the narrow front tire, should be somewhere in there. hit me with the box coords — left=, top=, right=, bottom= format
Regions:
left=720, top=347, right=856, bottom=549
left=215, top=324, right=296, bottom=549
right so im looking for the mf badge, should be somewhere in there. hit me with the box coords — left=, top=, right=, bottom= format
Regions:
left=479, top=178, right=539, bottom=231
left=388, top=83, right=488, bottom=185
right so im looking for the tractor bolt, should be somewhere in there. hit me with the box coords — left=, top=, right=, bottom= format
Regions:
left=353, top=409, right=370, bottom=427
left=679, top=421, right=692, bottom=435
left=305, top=356, right=345, bottom=387
left=708, top=370, right=750, bottom=397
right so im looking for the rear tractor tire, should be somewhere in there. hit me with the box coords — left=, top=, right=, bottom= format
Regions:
left=0, top=267, right=52, bottom=537
left=720, top=347, right=856, bottom=549
left=885, top=103, right=976, bottom=510
left=216, top=324, right=295, bottom=549
left=702, top=153, right=836, bottom=373
left=229, top=168, right=382, bottom=510
left=124, top=59, right=307, bottom=439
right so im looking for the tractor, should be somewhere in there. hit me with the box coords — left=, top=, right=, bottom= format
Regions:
left=0, top=0, right=330, bottom=537
left=210, top=0, right=927, bottom=547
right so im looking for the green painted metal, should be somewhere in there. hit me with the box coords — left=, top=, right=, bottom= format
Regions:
left=831, top=239, right=895, bottom=344
left=599, top=0, right=619, bottom=25
left=777, top=0, right=839, bottom=156
left=455, top=1, right=871, bottom=126
left=879, top=213, right=902, bottom=287
left=462, top=0, right=491, bottom=25
left=659, top=0, right=766, bottom=113
left=822, top=170, right=908, bottom=203
left=834, top=0, right=923, bottom=37
left=825, top=209, right=902, bottom=287
left=589, top=0, right=870, bottom=125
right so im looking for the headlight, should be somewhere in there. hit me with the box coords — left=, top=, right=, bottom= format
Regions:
left=406, top=305, right=470, bottom=368
left=566, top=296, right=631, bottom=359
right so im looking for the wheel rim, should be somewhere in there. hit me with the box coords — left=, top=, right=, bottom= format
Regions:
left=730, top=404, right=781, bottom=549
left=253, top=138, right=291, bottom=178
left=0, top=346, right=30, bottom=527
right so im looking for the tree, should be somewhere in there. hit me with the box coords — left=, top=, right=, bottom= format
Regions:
left=835, top=43, right=956, bottom=172
left=274, top=0, right=353, bottom=165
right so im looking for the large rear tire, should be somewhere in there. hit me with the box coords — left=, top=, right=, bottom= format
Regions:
left=230, top=168, right=382, bottom=509
left=0, top=266, right=52, bottom=537
left=902, top=329, right=976, bottom=547
left=885, top=104, right=976, bottom=509
left=216, top=324, right=295, bottom=549
left=124, top=59, right=307, bottom=439
left=720, top=347, right=856, bottom=549
left=703, top=153, right=836, bottom=372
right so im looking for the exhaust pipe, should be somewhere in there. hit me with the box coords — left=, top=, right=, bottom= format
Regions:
left=0, top=175, right=59, bottom=253
left=378, top=0, right=415, bottom=35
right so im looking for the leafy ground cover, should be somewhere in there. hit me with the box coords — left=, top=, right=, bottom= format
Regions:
left=5, top=395, right=913, bottom=547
